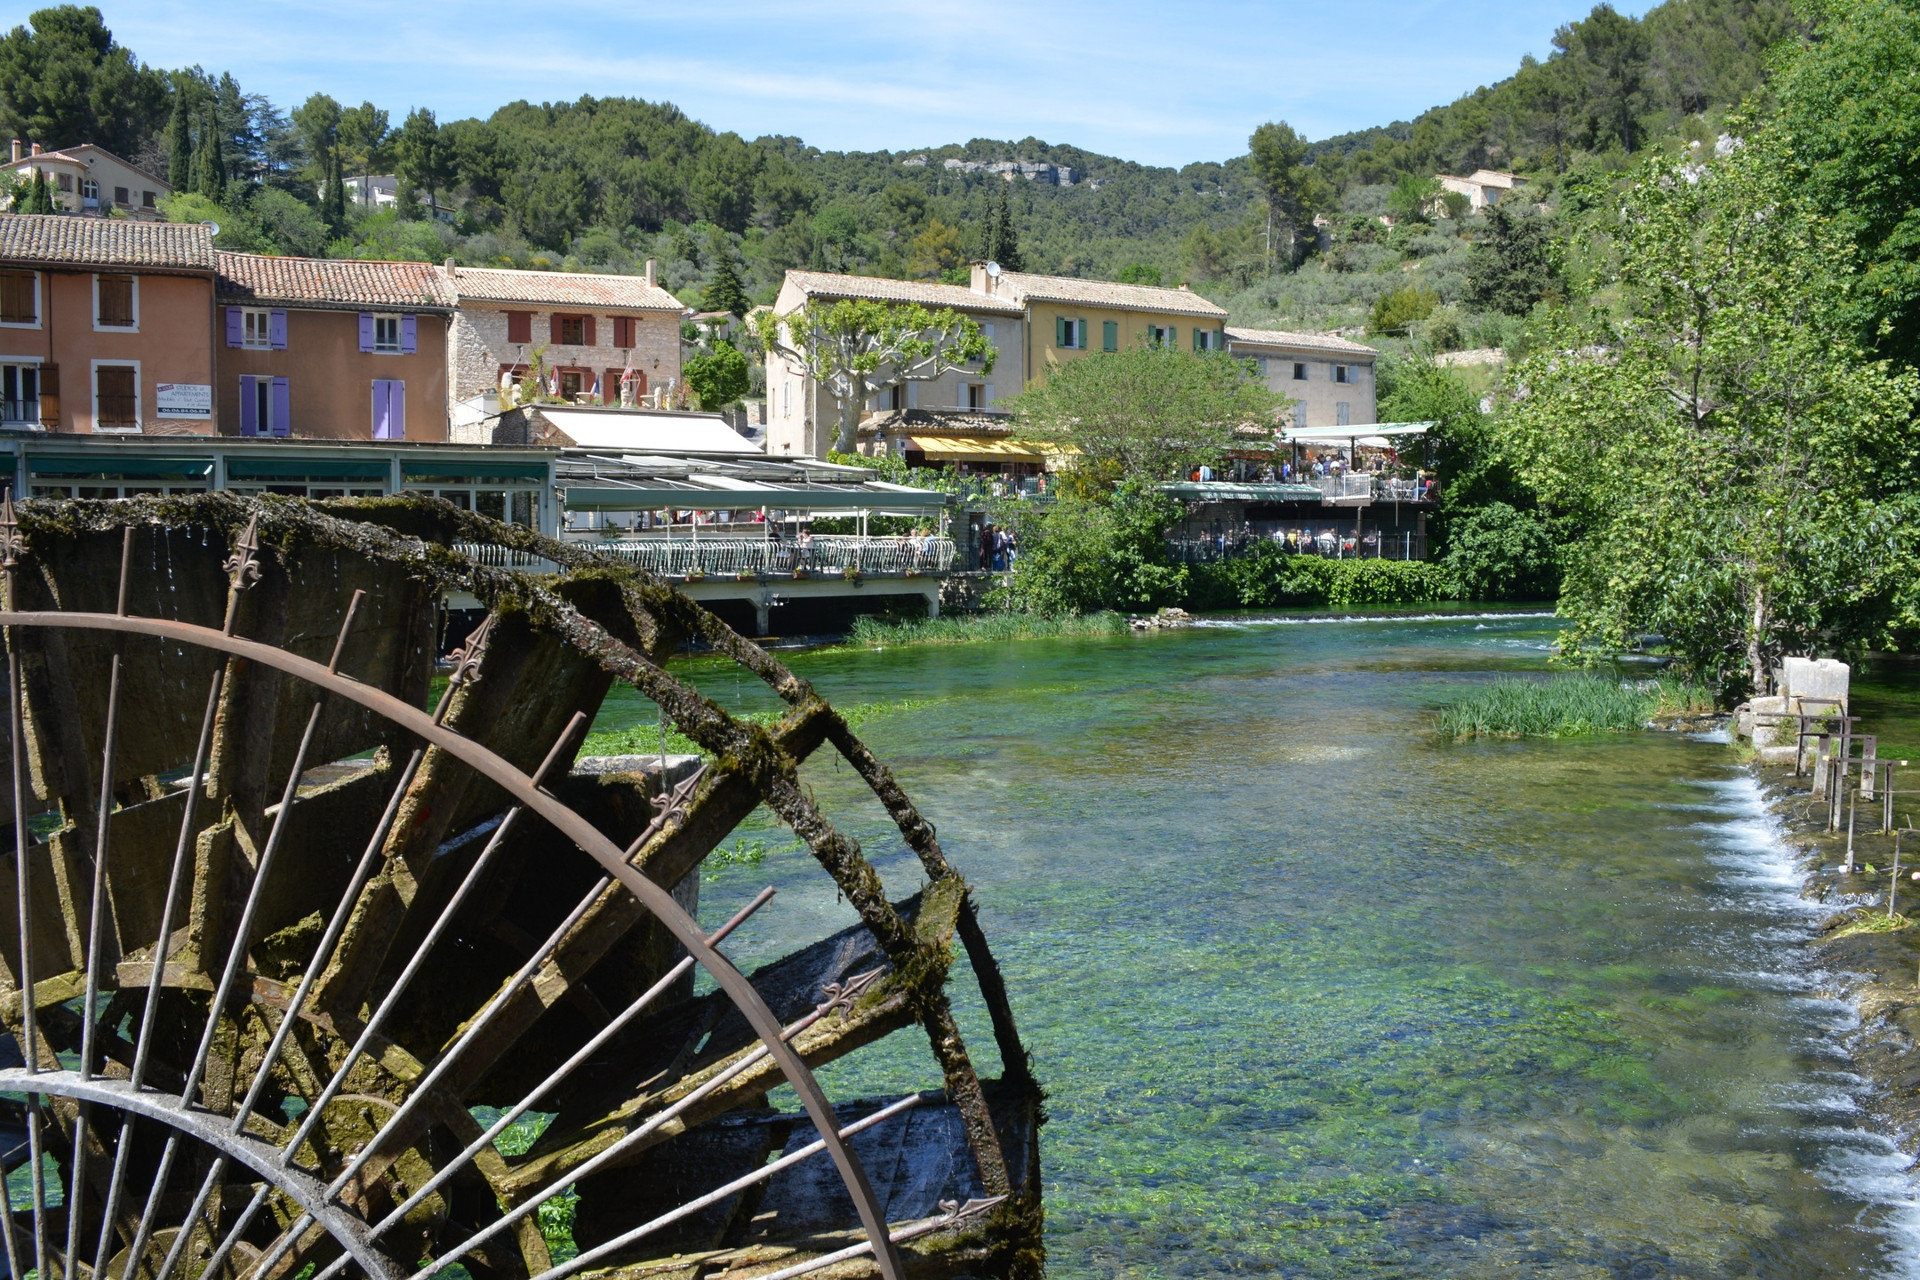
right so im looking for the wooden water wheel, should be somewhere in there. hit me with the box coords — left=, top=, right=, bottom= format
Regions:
left=0, top=493, right=1040, bottom=1280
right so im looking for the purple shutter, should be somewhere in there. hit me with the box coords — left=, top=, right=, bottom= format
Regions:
left=271, top=377, right=291, bottom=437
left=388, top=380, right=405, bottom=439
left=400, top=314, right=417, bottom=354
left=226, top=307, right=243, bottom=348
left=371, top=381, right=388, bottom=438
left=238, top=376, right=257, bottom=436
left=269, top=310, right=287, bottom=350
left=359, top=313, right=374, bottom=353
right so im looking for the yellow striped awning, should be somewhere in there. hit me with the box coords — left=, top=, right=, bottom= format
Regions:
left=908, top=436, right=1077, bottom=464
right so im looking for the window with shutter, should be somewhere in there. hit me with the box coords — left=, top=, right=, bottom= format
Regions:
left=0, top=272, right=35, bottom=326
left=94, top=365, right=138, bottom=431
left=269, top=310, right=287, bottom=350
left=582, top=315, right=596, bottom=346
left=1056, top=316, right=1067, bottom=348
left=358, top=314, right=375, bottom=353
left=506, top=311, right=532, bottom=344
left=95, top=275, right=135, bottom=328
left=225, top=307, right=244, bottom=348
left=1103, top=320, right=1117, bottom=351
left=557, top=315, right=586, bottom=346
left=271, top=378, right=291, bottom=437
left=239, top=376, right=258, bottom=437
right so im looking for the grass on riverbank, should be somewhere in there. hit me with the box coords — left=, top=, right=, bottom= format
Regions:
left=579, top=695, right=941, bottom=759
left=844, top=611, right=1131, bottom=648
left=1437, top=675, right=1714, bottom=741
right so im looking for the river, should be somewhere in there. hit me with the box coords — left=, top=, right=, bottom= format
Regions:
left=599, top=610, right=1920, bottom=1278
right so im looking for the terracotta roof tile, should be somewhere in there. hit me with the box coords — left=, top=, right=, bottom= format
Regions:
left=448, top=265, right=683, bottom=311
left=215, top=251, right=455, bottom=310
left=992, top=270, right=1229, bottom=317
left=0, top=214, right=213, bottom=270
left=782, top=270, right=1024, bottom=315
left=1226, top=326, right=1378, bottom=357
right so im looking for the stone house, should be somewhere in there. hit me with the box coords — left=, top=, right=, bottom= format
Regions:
left=214, top=252, right=455, bottom=442
left=1, top=141, right=171, bottom=220
left=1225, top=327, right=1379, bottom=429
left=1436, top=169, right=1526, bottom=214
left=0, top=215, right=216, bottom=437
left=441, top=259, right=685, bottom=414
left=765, top=271, right=1024, bottom=459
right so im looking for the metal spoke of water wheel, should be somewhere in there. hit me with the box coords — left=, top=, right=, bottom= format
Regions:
left=0, top=494, right=1041, bottom=1280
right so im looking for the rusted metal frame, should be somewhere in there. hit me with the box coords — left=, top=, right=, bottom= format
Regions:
left=0, top=611, right=906, bottom=1280
left=280, top=710, right=587, bottom=1173
left=399, top=966, right=885, bottom=1280
left=179, top=590, right=367, bottom=1120
left=320, top=762, right=704, bottom=1198
left=0, top=1070, right=403, bottom=1280
left=229, top=616, right=496, bottom=1145
left=61, top=527, right=135, bottom=1277
left=0, top=1166, right=23, bottom=1280
left=532, top=603, right=1013, bottom=1198
left=366, top=886, right=775, bottom=1236
left=535, top=1090, right=933, bottom=1280
left=2, top=495, right=51, bottom=1280
left=751, top=1196, right=1008, bottom=1280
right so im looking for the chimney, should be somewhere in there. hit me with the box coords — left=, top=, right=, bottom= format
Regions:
left=970, top=261, right=993, bottom=295
left=8, top=141, right=18, bottom=164
left=644, top=258, right=659, bottom=288
left=28, top=142, right=41, bottom=157
left=443, top=256, right=457, bottom=277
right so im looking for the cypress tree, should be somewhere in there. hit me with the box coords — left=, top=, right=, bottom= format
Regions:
left=193, top=110, right=226, bottom=201
left=24, top=169, right=55, bottom=215
left=167, top=93, right=192, bottom=193
left=703, top=250, right=750, bottom=318
left=327, top=148, right=346, bottom=226
left=980, top=181, right=1024, bottom=272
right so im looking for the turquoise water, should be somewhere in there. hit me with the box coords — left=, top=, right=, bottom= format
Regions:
left=604, top=613, right=1920, bottom=1278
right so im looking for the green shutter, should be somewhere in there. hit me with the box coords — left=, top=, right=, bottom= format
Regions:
left=1167, top=326, right=1177, bottom=349
left=1192, top=328, right=1202, bottom=352
left=1056, top=315, right=1067, bottom=347
left=1103, top=320, right=1117, bottom=351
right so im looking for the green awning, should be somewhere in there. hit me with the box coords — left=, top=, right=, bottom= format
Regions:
left=562, top=486, right=947, bottom=512
left=29, top=456, right=213, bottom=480
left=402, top=460, right=549, bottom=482
left=226, top=458, right=391, bottom=481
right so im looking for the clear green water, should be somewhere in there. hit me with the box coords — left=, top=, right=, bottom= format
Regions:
left=599, top=613, right=1920, bottom=1278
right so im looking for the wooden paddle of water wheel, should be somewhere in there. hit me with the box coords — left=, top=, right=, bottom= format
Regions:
left=0, top=493, right=1041, bottom=1280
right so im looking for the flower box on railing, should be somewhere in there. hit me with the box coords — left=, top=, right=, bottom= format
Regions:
left=735, top=571, right=754, bottom=582
left=792, top=568, right=809, bottom=579
left=685, top=569, right=706, bottom=582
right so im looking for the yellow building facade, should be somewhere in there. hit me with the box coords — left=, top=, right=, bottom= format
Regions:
left=969, top=263, right=1230, bottom=384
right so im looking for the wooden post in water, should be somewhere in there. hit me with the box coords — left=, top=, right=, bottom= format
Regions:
left=1814, top=734, right=1832, bottom=797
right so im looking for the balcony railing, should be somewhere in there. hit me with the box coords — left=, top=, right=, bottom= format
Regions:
left=456, top=536, right=955, bottom=580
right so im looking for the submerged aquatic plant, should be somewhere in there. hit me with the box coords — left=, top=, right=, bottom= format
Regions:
left=844, top=610, right=1131, bottom=648
left=1436, top=674, right=1713, bottom=740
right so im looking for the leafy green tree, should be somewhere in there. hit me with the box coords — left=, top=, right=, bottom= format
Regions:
left=395, top=107, right=449, bottom=217
left=1369, top=285, right=1440, bottom=336
left=1768, top=0, right=1920, bottom=370
left=1554, top=3, right=1650, bottom=154
left=905, top=217, right=966, bottom=280
left=21, top=166, right=54, bottom=213
left=1467, top=202, right=1558, bottom=316
left=701, top=248, right=750, bottom=317
left=250, top=187, right=329, bottom=256
left=1500, top=144, right=1920, bottom=692
left=1441, top=503, right=1562, bottom=601
left=1004, top=483, right=1189, bottom=615
left=0, top=6, right=167, bottom=158
left=165, top=89, right=191, bottom=191
left=689, top=131, right=759, bottom=233
left=684, top=340, right=750, bottom=409
left=338, top=101, right=390, bottom=199
left=1387, top=174, right=1442, bottom=224
left=291, top=93, right=342, bottom=218
left=1116, top=262, right=1162, bottom=286
left=754, top=299, right=995, bottom=452
left=1010, top=345, right=1277, bottom=486
left=978, top=180, right=1022, bottom=270
left=1248, top=120, right=1310, bottom=272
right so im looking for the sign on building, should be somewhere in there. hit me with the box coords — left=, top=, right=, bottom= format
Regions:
left=155, top=383, right=212, bottom=418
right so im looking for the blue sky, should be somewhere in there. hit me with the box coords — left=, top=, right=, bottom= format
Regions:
left=106, top=0, right=1649, bottom=167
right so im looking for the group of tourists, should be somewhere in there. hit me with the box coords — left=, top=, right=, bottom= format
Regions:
left=979, top=523, right=1019, bottom=571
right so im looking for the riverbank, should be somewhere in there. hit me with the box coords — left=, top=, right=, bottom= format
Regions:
left=1756, top=757, right=1920, bottom=1155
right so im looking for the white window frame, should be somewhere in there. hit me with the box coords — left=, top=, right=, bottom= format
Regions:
left=242, top=374, right=284, bottom=437
left=373, top=314, right=403, bottom=354
left=1061, top=318, right=1086, bottom=350
left=1194, top=329, right=1221, bottom=352
left=1, top=360, right=42, bottom=427
left=1333, top=363, right=1354, bottom=384
left=92, top=273, right=139, bottom=333
left=240, top=307, right=273, bottom=350
left=0, top=270, right=41, bottom=330
left=91, top=359, right=141, bottom=434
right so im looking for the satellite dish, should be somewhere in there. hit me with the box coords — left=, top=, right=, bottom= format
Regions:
left=203, top=220, right=220, bottom=236
left=986, top=261, right=1002, bottom=278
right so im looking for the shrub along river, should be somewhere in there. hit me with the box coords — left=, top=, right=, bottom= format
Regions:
left=599, top=609, right=1920, bottom=1278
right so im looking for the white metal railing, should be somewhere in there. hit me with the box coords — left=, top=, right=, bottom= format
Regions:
left=1305, top=474, right=1376, bottom=500
left=453, top=536, right=955, bottom=578
left=563, top=535, right=955, bottom=578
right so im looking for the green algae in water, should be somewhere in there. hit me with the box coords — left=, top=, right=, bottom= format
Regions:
left=597, top=614, right=1915, bottom=1277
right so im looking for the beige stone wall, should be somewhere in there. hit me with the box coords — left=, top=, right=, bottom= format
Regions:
left=1234, top=346, right=1377, bottom=429
left=448, top=304, right=682, bottom=407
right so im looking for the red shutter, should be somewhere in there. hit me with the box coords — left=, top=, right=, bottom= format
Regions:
left=549, top=314, right=564, bottom=344
left=612, top=317, right=629, bottom=347
left=583, top=315, right=596, bottom=347
left=506, top=311, right=531, bottom=344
